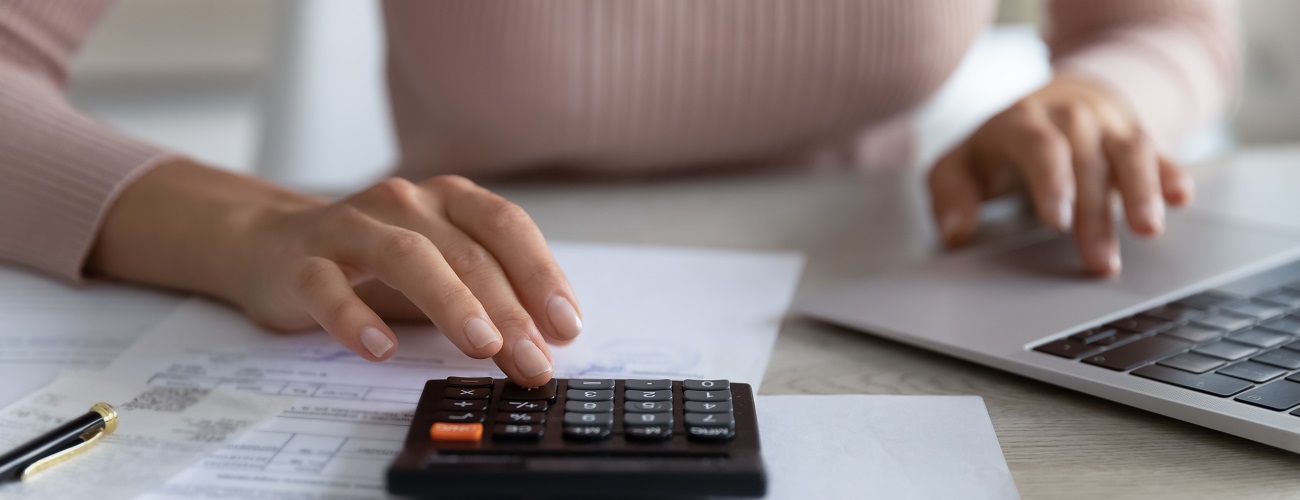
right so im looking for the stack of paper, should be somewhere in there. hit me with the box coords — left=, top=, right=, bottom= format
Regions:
left=0, top=242, right=1020, bottom=499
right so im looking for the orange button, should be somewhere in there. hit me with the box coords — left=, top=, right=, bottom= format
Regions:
left=430, top=422, right=483, bottom=441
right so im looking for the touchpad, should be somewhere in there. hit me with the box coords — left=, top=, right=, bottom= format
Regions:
left=992, top=210, right=1300, bottom=296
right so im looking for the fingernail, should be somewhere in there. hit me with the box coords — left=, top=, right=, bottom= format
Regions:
left=1139, top=200, right=1165, bottom=234
left=940, top=211, right=962, bottom=240
left=1057, top=199, right=1074, bottom=231
left=1090, top=242, right=1118, bottom=275
left=361, top=327, right=394, bottom=358
left=513, top=339, right=553, bottom=378
left=1104, top=244, right=1122, bottom=275
left=1180, top=177, right=1196, bottom=203
left=546, top=296, right=583, bottom=339
left=464, top=317, right=500, bottom=349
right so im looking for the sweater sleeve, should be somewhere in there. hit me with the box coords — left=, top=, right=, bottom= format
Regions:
left=1045, top=0, right=1241, bottom=152
left=0, top=0, right=179, bottom=281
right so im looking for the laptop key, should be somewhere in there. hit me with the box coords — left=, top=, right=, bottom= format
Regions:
left=1193, top=340, right=1260, bottom=361
left=1144, top=304, right=1204, bottom=324
left=1034, top=339, right=1106, bottom=359
left=1227, top=328, right=1293, bottom=349
left=1068, top=328, right=1118, bottom=344
left=1132, top=365, right=1254, bottom=397
left=1162, top=324, right=1225, bottom=343
left=1175, top=291, right=1245, bottom=311
left=1083, top=336, right=1191, bottom=371
left=1217, top=361, right=1287, bottom=383
left=1092, top=332, right=1140, bottom=346
left=1257, top=288, right=1300, bottom=309
left=1107, top=315, right=1172, bottom=334
left=1158, top=352, right=1227, bottom=374
left=1224, top=301, right=1289, bottom=322
left=1260, top=316, right=1300, bottom=336
left=1194, top=312, right=1256, bottom=333
left=1251, top=349, right=1300, bottom=370
left=1235, top=380, right=1300, bottom=411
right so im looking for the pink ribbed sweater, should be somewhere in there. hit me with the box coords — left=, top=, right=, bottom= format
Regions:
left=0, top=1, right=1238, bottom=281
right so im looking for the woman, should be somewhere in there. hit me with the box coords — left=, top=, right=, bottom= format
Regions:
left=0, top=1, right=1238, bottom=386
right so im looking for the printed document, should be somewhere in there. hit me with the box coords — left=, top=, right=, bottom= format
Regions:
left=0, top=266, right=183, bottom=408
left=0, top=371, right=290, bottom=500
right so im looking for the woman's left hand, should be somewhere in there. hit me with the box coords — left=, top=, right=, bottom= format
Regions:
left=927, top=75, right=1195, bottom=275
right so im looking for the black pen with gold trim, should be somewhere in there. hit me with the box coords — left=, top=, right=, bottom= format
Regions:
left=0, top=403, right=117, bottom=481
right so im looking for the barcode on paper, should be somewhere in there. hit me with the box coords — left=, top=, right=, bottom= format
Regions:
left=122, top=386, right=210, bottom=413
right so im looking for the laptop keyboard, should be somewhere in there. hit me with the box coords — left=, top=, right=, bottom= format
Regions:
left=1034, top=284, right=1300, bottom=414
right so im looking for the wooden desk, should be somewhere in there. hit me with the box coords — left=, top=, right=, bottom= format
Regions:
left=490, top=168, right=1300, bottom=499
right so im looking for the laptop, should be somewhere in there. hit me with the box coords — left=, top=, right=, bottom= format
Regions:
left=800, top=149, right=1300, bottom=453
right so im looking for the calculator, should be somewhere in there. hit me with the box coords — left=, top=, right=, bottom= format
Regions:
left=387, top=377, right=766, bottom=498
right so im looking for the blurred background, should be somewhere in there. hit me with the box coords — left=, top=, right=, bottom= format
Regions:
left=65, top=0, right=1300, bottom=193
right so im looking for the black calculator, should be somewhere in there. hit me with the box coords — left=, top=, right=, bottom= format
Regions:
left=387, top=377, right=767, bottom=498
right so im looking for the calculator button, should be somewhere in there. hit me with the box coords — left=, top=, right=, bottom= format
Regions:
left=444, top=387, right=491, bottom=399
left=624, top=390, right=673, bottom=402
left=682, top=379, right=730, bottom=391
left=563, top=412, right=614, bottom=426
left=567, top=379, right=615, bottom=390
left=687, top=426, right=736, bottom=442
left=438, top=399, right=488, bottom=411
left=625, top=379, right=671, bottom=390
left=625, top=425, right=673, bottom=442
left=624, top=401, right=672, bottom=413
left=683, top=401, right=732, bottom=413
left=685, top=412, right=735, bottom=428
left=683, top=390, right=731, bottom=402
left=433, top=411, right=485, bottom=423
left=565, top=401, right=614, bottom=413
left=430, top=422, right=482, bottom=441
left=564, top=425, right=612, bottom=441
left=501, top=380, right=557, bottom=401
left=566, top=389, right=614, bottom=401
left=624, top=412, right=673, bottom=426
left=495, top=412, right=546, bottom=424
left=446, top=376, right=494, bottom=387
left=499, top=400, right=549, bottom=412
left=493, top=424, right=544, bottom=440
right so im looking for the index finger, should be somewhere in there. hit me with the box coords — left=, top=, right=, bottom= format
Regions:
left=324, top=208, right=507, bottom=361
left=436, top=177, right=584, bottom=344
left=974, top=103, right=1076, bottom=231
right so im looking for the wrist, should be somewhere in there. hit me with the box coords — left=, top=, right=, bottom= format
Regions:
left=88, top=159, right=323, bottom=304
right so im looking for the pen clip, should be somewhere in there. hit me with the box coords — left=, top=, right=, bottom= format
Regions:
left=20, top=403, right=117, bottom=480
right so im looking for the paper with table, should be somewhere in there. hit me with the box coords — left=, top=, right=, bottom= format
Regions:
left=96, top=242, right=804, bottom=499
left=0, top=371, right=290, bottom=499
left=754, top=395, right=1019, bottom=500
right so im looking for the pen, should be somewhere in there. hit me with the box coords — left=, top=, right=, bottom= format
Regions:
left=0, top=402, right=117, bottom=482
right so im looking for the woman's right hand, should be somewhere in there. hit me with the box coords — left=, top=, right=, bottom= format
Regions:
left=240, top=176, right=583, bottom=387
left=90, top=161, right=581, bottom=387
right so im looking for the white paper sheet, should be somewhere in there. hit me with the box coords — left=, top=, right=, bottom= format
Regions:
left=0, top=266, right=184, bottom=408
left=101, top=242, right=804, bottom=499
left=753, top=395, right=1019, bottom=500
left=0, top=371, right=291, bottom=500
